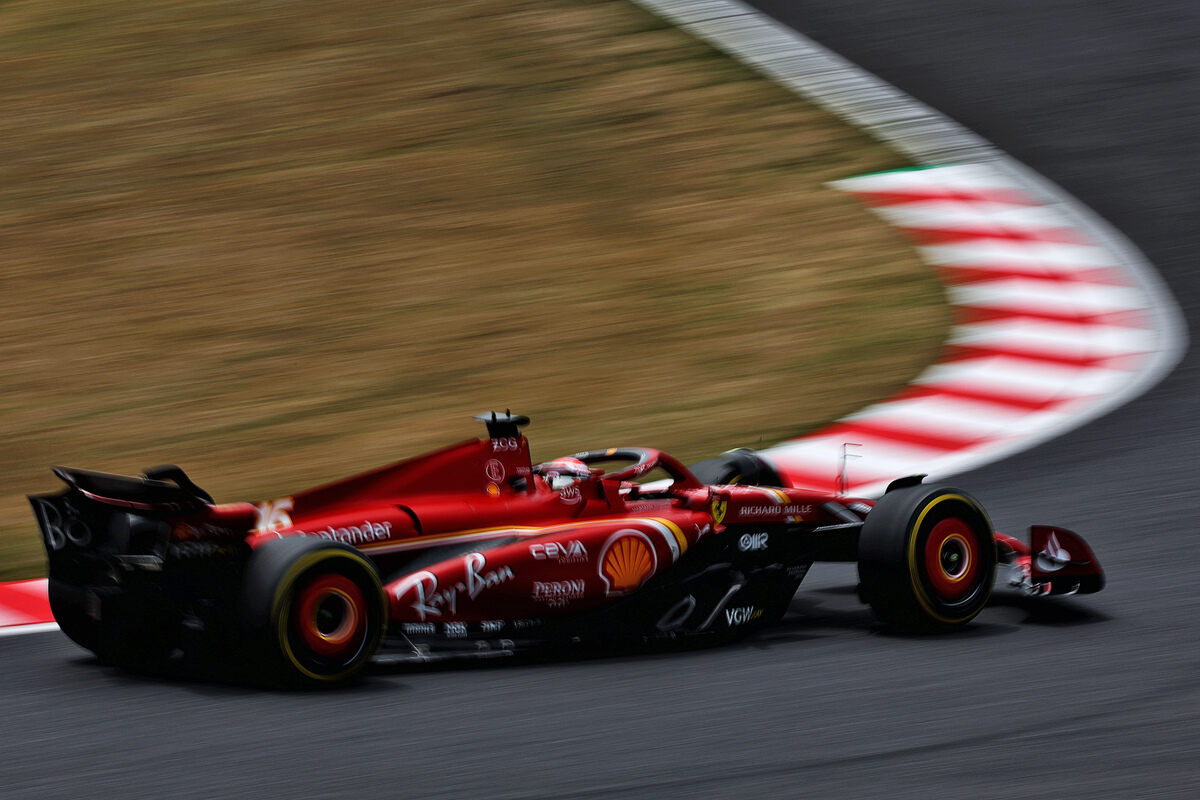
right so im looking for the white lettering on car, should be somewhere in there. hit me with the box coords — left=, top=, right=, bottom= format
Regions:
left=33, top=499, right=91, bottom=551
left=254, top=497, right=294, bottom=534
left=737, top=504, right=812, bottom=517
left=724, top=606, right=762, bottom=626
left=737, top=532, right=770, bottom=552
left=529, top=540, right=588, bottom=563
left=484, top=459, right=506, bottom=483
left=393, top=552, right=515, bottom=621
left=532, top=579, right=586, bottom=607
left=290, top=520, right=392, bottom=545
left=393, top=571, right=442, bottom=620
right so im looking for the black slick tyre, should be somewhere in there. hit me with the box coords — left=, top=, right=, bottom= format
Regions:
left=857, top=484, right=997, bottom=632
left=240, top=539, right=386, bottom=688
left=688, top=450, right=782, bottom=486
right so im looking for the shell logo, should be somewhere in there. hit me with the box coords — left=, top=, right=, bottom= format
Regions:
left=599, top=530, right=658, bottom=596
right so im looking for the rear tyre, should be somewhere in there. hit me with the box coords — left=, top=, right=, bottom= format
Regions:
left=241, top=539, right=386, bottom=688
left=858, top=485, right=996, bottom=632
left=688, top=450, right=782, bottom=486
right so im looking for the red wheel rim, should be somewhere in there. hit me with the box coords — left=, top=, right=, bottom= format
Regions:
left=924, top=518, right=979, bottom=601
left=294, top=573, right=367, bottom=657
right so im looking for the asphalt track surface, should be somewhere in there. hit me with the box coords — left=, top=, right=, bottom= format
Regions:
left=3, top=3, right=1198, bottom=798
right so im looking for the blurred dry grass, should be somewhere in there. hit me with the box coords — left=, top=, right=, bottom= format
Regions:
left=0, top=0, right=947, bottom=579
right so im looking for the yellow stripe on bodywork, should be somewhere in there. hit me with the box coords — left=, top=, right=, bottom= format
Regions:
left=652, top=517, right=689, bottom=557
left=360, top=516, right=690, bottom=557
left=360, top=525, right=539, bottom=554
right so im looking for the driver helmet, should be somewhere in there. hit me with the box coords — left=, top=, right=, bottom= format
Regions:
left=535, top=457, right=591, bottom=490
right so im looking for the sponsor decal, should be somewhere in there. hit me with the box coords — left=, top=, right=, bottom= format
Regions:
left=724, top=606, right=763, bottom=626
left=290, top=520, right=392, bottom=546
left=598, top=530, right=657, bottom=596
left=491, top=437, right=520, bottom=452
left=444, top=621, right=468, bottom=638
left=737, top=532, right=770, bottom=552
left=480, top=620, right=505, bottom=633
left=254, top=497, right=293, bottom=534
left=737, top=504, right=812, bottom=518
left=529, top=539, right=588, bottom=564
left=558, top=484, right=582, bottom=505
left=1036, top=532, right=1070, bottom=573
left=393, top=552, right=516, bottom=621
left=33, top=497, right=90, bottom=551
left=402, top=622, right=436, bottom=635
left=532, top=579, right=586, bottom=608
left=711, top=498, right=727, bottom=526
left=485, top=459, right=506, bottom=483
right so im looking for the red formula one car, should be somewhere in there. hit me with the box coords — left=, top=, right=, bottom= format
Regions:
left=30, top=413, right=1104, bottom=686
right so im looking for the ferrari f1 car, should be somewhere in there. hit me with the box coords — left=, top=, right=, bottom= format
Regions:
left=30, top=413, right=1104, bottom=686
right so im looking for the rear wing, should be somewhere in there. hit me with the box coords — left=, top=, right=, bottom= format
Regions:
left=48, top=465, right=213, bottom=511
left=31, top=466, right=252, bottom=566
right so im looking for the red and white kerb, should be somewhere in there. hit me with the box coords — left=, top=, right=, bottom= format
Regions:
left=764, top=164, right=1166, bottom=496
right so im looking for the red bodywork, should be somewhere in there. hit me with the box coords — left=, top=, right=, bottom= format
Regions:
left=231, top=431, right=846, bottom=628
left=33, top=413, right=1104, bottom=683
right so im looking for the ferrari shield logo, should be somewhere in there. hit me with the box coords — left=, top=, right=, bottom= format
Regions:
left=711, top=498, right=727, bottom=526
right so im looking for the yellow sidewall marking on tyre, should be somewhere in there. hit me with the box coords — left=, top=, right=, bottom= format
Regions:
left=905, top=494, right=993, bottom=624
left=272, top=549, right=384, bottom=682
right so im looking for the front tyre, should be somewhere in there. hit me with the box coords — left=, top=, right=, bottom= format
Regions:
left=241, top=539, right=386, bottom=688
left=858, top=485, right=996, bottom=632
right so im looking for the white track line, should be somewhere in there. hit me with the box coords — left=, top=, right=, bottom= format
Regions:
left=0, top=621, right=58, bottom=638
left=632, top=0, right=1185, bottom=496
